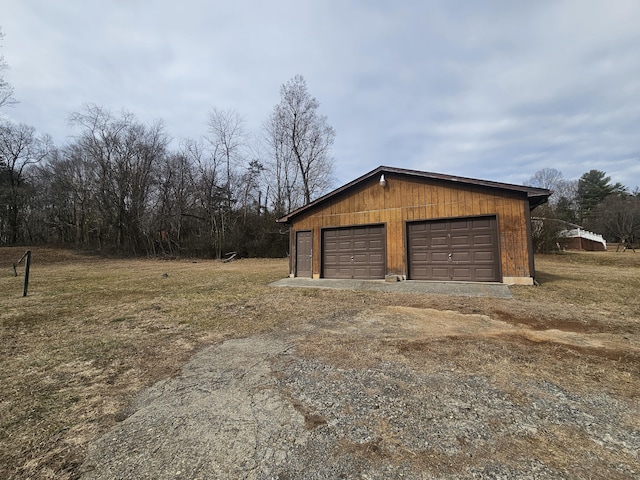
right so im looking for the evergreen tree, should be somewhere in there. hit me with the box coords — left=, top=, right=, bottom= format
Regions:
left=577, top=169, right=626, bottom=223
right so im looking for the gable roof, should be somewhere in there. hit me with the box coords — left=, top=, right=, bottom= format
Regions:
left=277, top=165, right=551, bottom=224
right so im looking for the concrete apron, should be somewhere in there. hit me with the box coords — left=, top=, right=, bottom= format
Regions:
left=270, top=278, right=513, bottom=299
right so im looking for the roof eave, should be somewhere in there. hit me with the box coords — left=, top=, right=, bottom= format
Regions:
left=276, top=166, right=387, bottom=224
left=276, top=166, right=551, bottom=223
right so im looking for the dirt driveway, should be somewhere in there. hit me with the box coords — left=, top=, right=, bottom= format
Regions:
left=80, top=306, right=640, bottom=479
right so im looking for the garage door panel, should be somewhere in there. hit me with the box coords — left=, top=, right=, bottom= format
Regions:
left=474, top=251, right=495, bottom=262
left=431, top=236, right=448, bottom=246
left=431, top=252, right=449, bottom=262
left=412, top=252, right=428, bottom=262
left=452, top=252, right=470, bottom=262
left=430, top=267, right=450, bottom=280
left=412, top=266, right=428, bottom=276
left=322, top=225, right=386, bottom=279
left=451, top=235, right=471, bottom=246
left=327, top=266, right=352, bottom=277
left=368, top=267, right=385, bottom=277
left=369, top=253, right=384, bottom=263
left=475, top=267, right=498, bottom=281
left=472, top=218, right=492, bottom=229
left=408, top=216, right=500, bottom=282
left=452, top=267, right=472, bottom=279
left=325, top=254, right=338, bottom=263
left=323, top=267, right=337, bottom=277
left=451, top=221, right=470, bottom=230
left=476, top=251, right=497, bottom=261
left=352, top=267, right=368, bottom=277
left=411, top=237, right=428, bottom=247
left=473, top=234, right=492, bottom=245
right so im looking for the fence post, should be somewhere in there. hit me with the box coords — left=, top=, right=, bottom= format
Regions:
left=22, top=250, right=31, bottom=297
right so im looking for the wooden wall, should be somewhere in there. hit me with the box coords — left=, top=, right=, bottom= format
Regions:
left=289, top=173, right=533, bottom=280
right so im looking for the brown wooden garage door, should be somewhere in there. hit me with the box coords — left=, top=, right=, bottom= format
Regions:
left=407, top=216, right=500, bottom=282
left=322, top=225, right=385, bottom=279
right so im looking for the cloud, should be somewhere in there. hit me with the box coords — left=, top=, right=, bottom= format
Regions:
left=2, top=0, right=640, bottom=189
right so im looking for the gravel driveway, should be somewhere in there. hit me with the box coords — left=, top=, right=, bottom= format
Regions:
left=80, top=308, right=640, bottom=479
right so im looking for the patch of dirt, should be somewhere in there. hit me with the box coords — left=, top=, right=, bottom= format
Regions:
left=80, top=306, right=640, bottom=479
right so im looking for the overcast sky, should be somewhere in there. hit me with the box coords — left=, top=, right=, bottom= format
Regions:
left=2, top=0, right=640, bottom=190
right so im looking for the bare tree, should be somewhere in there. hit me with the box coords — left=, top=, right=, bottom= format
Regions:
left=182, top=138, right=226, bottom=257
left=152, top=149, right=198, bottom=254
left=527, top=167, right=564, bottom=190
left=526, top=168, right=578, bottom=222
left=590, top=194, right=640, bottom=244
left=0, top=28, right=17, bottom=111
left=206, top=108, right=246, bottom=206
left=553, top=179, right=578, bottom=206
left=526, top=168, right=576, bottom=206
left=43, top=143, right=98, bottom=246
left=0, top=121, right=51, bottom=243
left=69, top=105, right=168, bottom=254
left=262, top=108, right=301, bottom=215
left=268, top=75, right=335, bottom=207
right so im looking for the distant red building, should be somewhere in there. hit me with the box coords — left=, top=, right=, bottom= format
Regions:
left=558, top=228, right=606, bottom=251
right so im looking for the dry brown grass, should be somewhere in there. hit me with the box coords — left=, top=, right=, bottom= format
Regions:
left=1, top=246, right=639, bottom=479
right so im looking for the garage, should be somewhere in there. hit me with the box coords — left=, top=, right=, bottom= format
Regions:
left=407, top=216, right=500, bottom=282
left=322, top=225, right=385, bottom=279
left=278, top=166, right=550, bottom=285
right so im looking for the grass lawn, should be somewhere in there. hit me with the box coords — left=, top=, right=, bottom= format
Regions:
left=1, top=246, right=639, bottom=479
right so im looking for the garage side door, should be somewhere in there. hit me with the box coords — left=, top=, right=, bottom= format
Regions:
left=322, top=225, right=385, bottom=279
left=295, top=231, right=312, bottom=278
left=408, top=216, right=500, bottom=282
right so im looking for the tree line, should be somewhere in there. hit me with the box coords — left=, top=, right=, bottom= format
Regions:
left=0, top=69, right=335, bottom=257
left=526, top=168, right=640, bottom=252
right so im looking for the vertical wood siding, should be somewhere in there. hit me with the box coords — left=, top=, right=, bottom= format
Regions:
left=289, top=173, right=533, bottom=279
